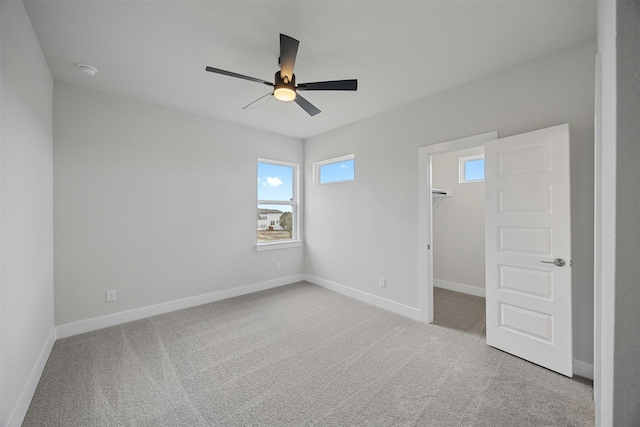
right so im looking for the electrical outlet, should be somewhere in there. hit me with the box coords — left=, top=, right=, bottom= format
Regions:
left=276, top=262, right=281, bottom=270
left=379, top=277, right=386, bottom=288
left=106, top=290, right=116, bottom=302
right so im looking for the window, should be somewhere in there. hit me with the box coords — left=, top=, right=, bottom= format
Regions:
left=459, top=154, right=485, bottom=183
left=257, top=159, right=300, bottom=250
left=314, top=154, right=355, bottom=184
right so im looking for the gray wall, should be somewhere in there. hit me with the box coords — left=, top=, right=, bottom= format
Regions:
left=614, top=1, right=640, bottom=424
left=305, top=40, right=596, bottom=366
left=53, top=83, right=303, bottom=325
left=432, top=146, right=485, bottom=292
left=0, top=2, right=55, bottom=425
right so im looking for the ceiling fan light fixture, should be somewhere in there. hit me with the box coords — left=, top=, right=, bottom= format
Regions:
left=273, top=71, right=296, bottom=102
left=274, top=87, right=296, bottom=102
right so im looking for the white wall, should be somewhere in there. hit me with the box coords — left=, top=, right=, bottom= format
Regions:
left=53, top=83, right=303, bottom=327
left=0, top=2, right=55, bottom=425
left=305, top=39, right=596, bottom=367
left=596, top=2, right=640, bottom=423
left=613, top=1, right=640, bottom=424
left=432, top=146, right=485, bottom=293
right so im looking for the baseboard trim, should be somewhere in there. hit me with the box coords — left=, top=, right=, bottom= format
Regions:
left=7, top=326, right=57, bottom=427
left=56, top=275, right=305, bottom=338
left=434, top=278, right=486, bottom=298
left=305, top=275, right=422, bottom=321
left=573, top=359, right=594, bottom=380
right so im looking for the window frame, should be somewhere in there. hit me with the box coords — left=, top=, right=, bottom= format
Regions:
left=313, top=154, right=355, bottom=185
left=257, top=158, right=301, bottom=251
left=458, top=154, right=485, bottom=183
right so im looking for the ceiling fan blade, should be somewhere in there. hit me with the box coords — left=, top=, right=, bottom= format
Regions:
left=279, top=34, right=299, bottom=82
left=205, top=66, right=273, bottom=87
left=294, top=93, right=321, bottom=116
left=297, top=79, right=358, bottom=91
left=243, top=92, right=273, bottom=110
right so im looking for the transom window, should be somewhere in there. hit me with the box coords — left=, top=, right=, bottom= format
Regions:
left=314, top=154, right=355, bottom=184
left=459, top=154, right=485, bottom=183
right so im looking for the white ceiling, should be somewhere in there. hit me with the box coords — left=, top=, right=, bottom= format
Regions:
left=23, top=0, right=597, bottom=140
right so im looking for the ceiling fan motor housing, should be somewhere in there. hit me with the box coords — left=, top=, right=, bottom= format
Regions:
left=274, top=71, right=296, bottom=101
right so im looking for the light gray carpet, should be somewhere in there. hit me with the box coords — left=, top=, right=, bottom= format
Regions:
left=433, top=287, right=486, bottom=337
left=24, top=282, right=594, bottom=426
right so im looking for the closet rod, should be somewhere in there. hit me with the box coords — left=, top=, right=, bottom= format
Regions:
left=431, top=188, right=450, bottom=196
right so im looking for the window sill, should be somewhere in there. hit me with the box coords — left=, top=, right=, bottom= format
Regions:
left=256, top=240, right=302, bottom=252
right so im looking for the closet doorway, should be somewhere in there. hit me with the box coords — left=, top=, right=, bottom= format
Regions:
left=431, top=146, right=486, bottom=335
left=418, top=125, right=574, bottom=377
left=418, top=131, right=497, bottom=324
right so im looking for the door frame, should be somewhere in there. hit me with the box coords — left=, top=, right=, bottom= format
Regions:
left=418, top=131, right=498, bottom=322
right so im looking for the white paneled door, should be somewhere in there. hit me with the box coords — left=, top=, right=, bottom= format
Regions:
left=484, top=124, right=573, bottom=377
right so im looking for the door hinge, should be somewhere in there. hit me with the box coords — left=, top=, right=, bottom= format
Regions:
left=427, top=244, right=431, bottom=250
left=570, top=260, right=573, bottom=267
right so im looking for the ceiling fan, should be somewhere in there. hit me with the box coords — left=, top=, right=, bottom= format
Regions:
left=205, top=34, right=358, bottom=116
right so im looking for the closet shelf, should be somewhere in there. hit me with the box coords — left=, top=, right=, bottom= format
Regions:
left=432, top=188, right=452, bottom=197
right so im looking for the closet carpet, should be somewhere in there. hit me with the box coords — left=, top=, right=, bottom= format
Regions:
left=24, top=282, right=594, bottom=426
left=432, top=287, right=486, bottom=336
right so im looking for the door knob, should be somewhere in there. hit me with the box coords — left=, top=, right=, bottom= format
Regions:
left=541, top=258, right=566, bottom=267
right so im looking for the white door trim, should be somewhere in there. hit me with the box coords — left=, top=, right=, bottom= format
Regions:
left=418, top=131, right=498, bottom=322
